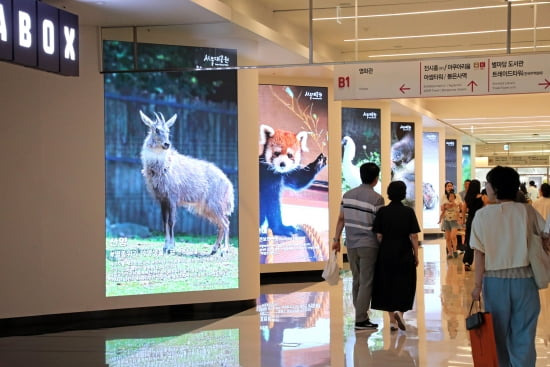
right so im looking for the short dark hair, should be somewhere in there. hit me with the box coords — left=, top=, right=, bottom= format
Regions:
left=486, top=166, right=520, bottom=201
left=360, top=163, right=380, bottom=184
left=446, top=190, right=456, bottom=200
left=541, top=183, right=550, bottom=198
left=387, top=180, right=407, bottom=201
left=529, top=180, right=536, bottom=186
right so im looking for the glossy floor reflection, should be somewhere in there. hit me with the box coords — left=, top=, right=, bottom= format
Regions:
left=1, top=240, right=549, bottom=366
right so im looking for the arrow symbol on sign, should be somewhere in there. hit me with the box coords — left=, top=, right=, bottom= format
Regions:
left=399, top=84, right=411, bottom=94
left=468, top=80, right=478, bottom=92
left=538, top=78, right=550, bottom=89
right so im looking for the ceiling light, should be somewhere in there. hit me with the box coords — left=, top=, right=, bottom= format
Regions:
left=445, top=116, right=550, bottom=121
left=456, top=126, right=550, bottom=130
left=313, top=2, right=550, bottom=21
left=451, top=121, right=550, bottom=125
left=483, top=137, right=550, bottom=142
left=367, top=44, right=550, bottom=58
left=345, top=26, right=550, bottom=42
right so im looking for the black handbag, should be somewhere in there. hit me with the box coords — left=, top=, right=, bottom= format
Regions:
left=466, top=300, right=484, bottom=330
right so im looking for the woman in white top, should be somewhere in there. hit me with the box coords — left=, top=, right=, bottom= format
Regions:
left=470, top=166, right=545, bottom=367
left=441, top=181, right=465, bottom=248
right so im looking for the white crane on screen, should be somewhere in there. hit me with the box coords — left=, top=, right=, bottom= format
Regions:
left=342, top=136, right=362, bottom=189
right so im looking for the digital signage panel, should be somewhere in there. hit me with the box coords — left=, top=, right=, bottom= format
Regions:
left=341, top=108, right=381, bottom=194
left=423, top=132, right=440, bottom=229
left=445, top=139, right=458, bottom=186
left=258, top=85, right=329, bottom=264
left=104, top=44, right=238, bottom=296
left=102, top=41, right=237, bottom=72
left=462, top=145, right=471, bottom=181
left=391, top=122, right=415, bottom=208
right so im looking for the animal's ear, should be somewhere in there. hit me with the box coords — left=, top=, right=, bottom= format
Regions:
left=165, top=114, right=177, bottom=128
left=296, top=131, right=310, bottom=152
left=259, top=124, right=275, bottom=145
left=139, top=110, right=155, bottom=127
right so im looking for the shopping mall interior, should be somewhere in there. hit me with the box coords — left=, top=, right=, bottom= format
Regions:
left=0, top=0, right=549, bottom=366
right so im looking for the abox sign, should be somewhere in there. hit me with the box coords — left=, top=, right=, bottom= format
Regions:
left=0, top=0, right=78, bottom=76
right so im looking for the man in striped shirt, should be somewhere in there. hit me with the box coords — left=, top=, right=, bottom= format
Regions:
left=332, top=163, right=385, bottom=330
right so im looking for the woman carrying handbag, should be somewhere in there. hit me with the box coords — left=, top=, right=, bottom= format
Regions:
left=470, top=166, right=547, bottom=367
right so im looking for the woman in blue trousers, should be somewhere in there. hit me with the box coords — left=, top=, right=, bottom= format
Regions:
left=470, top=166, right=545, bottom=367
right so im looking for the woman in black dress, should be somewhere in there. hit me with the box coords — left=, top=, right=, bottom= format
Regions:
left=372, top=181, right=421, bottom=331
left=462, top=179, right=483, bottom=271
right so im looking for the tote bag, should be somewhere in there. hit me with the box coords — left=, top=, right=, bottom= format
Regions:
left=322, top=250, right=340, bottom=285
left=528, top=231, right=550, bottom=289
left=468, top=311, right=498, bottom=367
left=525, top=205, right=550, bottom=289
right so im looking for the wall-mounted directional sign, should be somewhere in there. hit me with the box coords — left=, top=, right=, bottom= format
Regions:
left=334, top=53, right=550, bottom=100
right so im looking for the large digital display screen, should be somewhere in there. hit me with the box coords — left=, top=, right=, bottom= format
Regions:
left=423, top=132, right=440, bottom=229
left=462, top=145, right=471, bottom=181
left=104, top=44, right=238, bottom=296
left=391, top=122, right=415, bottom=208
left=445, top=139, right=458, bottom=185
left=102, top=41, right=237, bottom=72
left=258, top=85, right=329, bottom=264
left=341, top=108, right=381, bottom=194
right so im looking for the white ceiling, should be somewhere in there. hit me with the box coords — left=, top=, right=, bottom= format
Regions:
left=47, top=0, right=550, bottom=147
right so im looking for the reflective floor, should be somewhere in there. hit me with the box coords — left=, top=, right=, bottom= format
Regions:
left=1, top=239, right=549, bottom=366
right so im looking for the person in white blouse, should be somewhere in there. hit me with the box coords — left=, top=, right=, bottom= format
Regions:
left=470, top=166, right=545, bottom=367
left=527, top=180, right=539, bottom=202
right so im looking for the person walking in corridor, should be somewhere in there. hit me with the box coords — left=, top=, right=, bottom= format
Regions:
left=471, top=166, right=545, bottom=367
left=371, top=180, right=420, bottom=332
left=332, top=163, right=384, bottom=330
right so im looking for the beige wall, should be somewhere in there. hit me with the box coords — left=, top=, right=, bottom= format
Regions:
left=0, top=26, right=260, bottom=318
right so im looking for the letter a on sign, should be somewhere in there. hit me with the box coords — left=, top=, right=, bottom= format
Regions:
left=0, top=0, right=13, bottom=61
